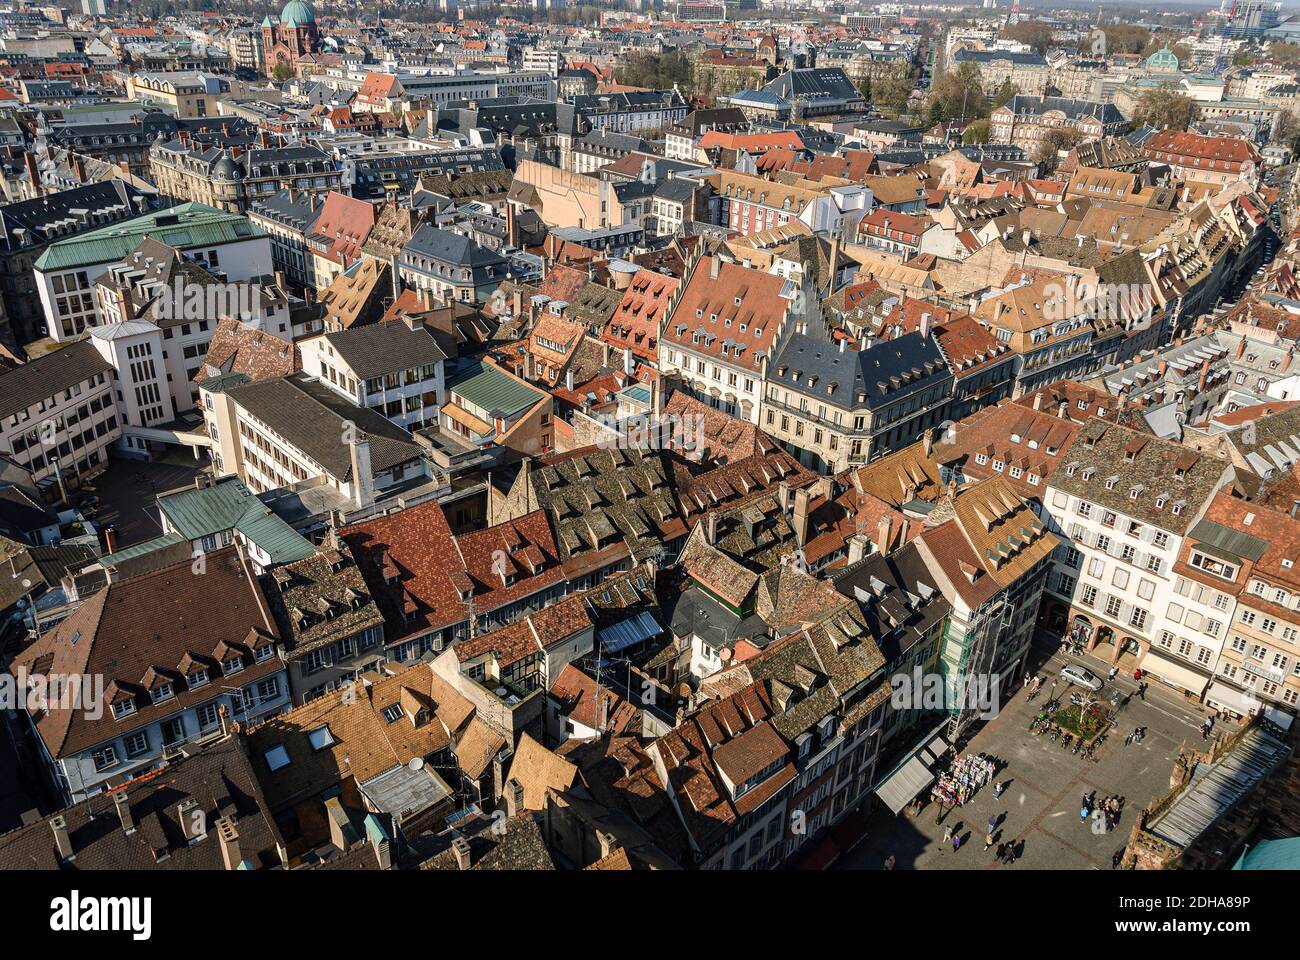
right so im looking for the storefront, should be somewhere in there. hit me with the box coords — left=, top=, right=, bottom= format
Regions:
left=1142, top=652, right=1212, bottom=699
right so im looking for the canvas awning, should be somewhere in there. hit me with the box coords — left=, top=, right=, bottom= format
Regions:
left=1143, top=653, right=1211, bottom=697
left=874, top=727, right=950, bottom=815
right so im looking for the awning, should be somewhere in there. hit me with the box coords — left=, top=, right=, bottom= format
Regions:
left=598, top=611, right=663, bottom=654
left=1205, top=681, right=1256, bottom=716
left=1142, top=653, right=1211, bottom=697
left=874, top=727, right=950, bottom=815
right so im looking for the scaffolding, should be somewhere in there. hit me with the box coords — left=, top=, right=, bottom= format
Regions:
left=945, top=593, right=1017, bottom=743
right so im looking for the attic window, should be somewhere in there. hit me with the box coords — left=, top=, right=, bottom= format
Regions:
left=382, top=703, right=403, bottom=724
left=307, top=725, right=334, bottom=751
left=264, top=744, right=291, bottom=771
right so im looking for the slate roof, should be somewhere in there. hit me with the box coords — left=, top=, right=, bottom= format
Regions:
left=224, top=374, right=424, bottom=482
left=0, top=341, right=112, bottom=421
left=1051, top=419, right=1231, bottom=534
left=323, top=319, right=447, bottom=379
left=770, top=330, right=952, bottom=411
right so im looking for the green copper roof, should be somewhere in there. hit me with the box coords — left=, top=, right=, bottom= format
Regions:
left=448, top=359, right=546, bottom=418
left=98, top=530, right=186, bottom=566
left=157, top=476, right=314, bottom=565
left=34, top=202, right=265, bottom=273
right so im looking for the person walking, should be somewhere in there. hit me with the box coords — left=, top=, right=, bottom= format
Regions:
left=1112, top=849, right=1124, bottom=870
left=1108, top=665, right=1119, bottom=681
left=1138, top=682, right=1147, bottom=701
left=953, top=832, right=963, bottom=852
left=988, top=815, right=997, bottom=835
left=994, top=780, right=1004, bottom=799
left=985, top=832, right=995, bottom=852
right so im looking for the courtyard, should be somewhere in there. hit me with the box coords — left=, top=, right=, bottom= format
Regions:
left=837, top=635, right=1218, bottom=870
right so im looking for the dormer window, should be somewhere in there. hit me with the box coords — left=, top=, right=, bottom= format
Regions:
left=112, top=699, right=137, bottom=720
left=255, top=643, right=276, bottom=663
left=1155, top=496, right=1167, bottom=509
left=223, top=656, right=245, bottom=677
left=188, top=670, right=208, bottom=689
left=150, top=683, right=174, bottom=705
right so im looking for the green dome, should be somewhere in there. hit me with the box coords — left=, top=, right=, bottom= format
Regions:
left=280, top=0, right=316, bottom=28
left=1145, top=45, right=1179, bottom=70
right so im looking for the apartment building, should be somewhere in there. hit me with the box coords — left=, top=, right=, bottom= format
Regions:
left=0, top=341, right=118, bottom=491
left=1043, top=420, right=1234, bottom=695
left=659, top=255, right=801, bottom=424
left=989, top=95, right=1126, bottom=152
left=764, top=327, right=954, bottom=472
left=1141, top=131, right=1262, bottom=189
left=10, top=545, right=290, bottom=804
left=1175, top=493, right=1300, bottom=720
left=198, top=371, right=428, bottom=504
left=34, top=203, right=271, bottom=342
left=300, top=317, right=447, bottom=432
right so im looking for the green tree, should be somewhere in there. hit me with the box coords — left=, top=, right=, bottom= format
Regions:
left=1101, top=24, right=1152, bottom=55
left=272, top=61, right=292, bottom=83
left=963, top=119, right=991, bottom=145
left=875, top=73, right=916, bottom=115
left=858, top=77, right=872, bottom=103
left=928, top=62, right=989, bottom=123
left=1132, top=88, right=1197, bottom=131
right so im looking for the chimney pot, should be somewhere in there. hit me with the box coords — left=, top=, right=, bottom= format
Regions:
left=50, top=815, right=74, bottom=861
left=113, top=790, right=135, bottom=834
left=452, top=836, right=472, bottom=870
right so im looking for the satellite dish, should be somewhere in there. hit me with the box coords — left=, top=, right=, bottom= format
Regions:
left=407, top=757, right=424, bottom=771
left=719, top=647, right=732, bottom=662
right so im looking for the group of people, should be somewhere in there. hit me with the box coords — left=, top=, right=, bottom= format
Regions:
left=930, top=752, right=1001, bottom=809
left=1123, top=726, right=1147, bottom=747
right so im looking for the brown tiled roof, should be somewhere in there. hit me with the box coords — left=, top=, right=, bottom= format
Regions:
left=343, top=501, right=565, bottom=643
left=507, top=732, right=579, bottom=812
left=196, top=318, right=300, bottom=383
left=13, top=545, right=281, bottom=759
left=245, top=663, right=467, bottom=812
left=0, top=737, right=284, bottom=870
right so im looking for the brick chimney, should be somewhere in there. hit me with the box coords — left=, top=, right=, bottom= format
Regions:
left=452, top=836, right=472, bottom=870
left=504, top=778, right=524, bottom=818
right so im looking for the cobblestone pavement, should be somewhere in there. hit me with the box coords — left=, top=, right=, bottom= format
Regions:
left=836, top=639, right=1218, bottom=870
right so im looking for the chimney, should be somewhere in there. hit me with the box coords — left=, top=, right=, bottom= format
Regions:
left=847, top=533, right=870, bottom=565
left=349, top=439, right=375, bottom=509
left=50, top=815, right=74, bottom=861
left=113, top=789, right=135, bottom=834
left=177, top=799, right=206, bottom=842
left=452, top=836, right=472, bottom=870
left=1198, top=356, right=1210, bottom=392
left=920, top=311, right=931, bottom=339
left=1237, top=335, right=1247, bottom=360
left=23, top=151, right=41, bottom=197
left=876, top=513, right=893, bottom=555
left=1058, top=400, right=1068, bottom=419
left=565, top=368, right=574, bottom=391
left=1032, top=391, right=1043, bottom=411
left=706, top=511, right=718, bottom=545
left=597, top=830, right=621, bottom=858
left=709, top=256, right=720, bottom=280
left=102, top=525, right=118, bottom=554
left=372, top=835, right=393, bottom=870
left=1158, top=359, right=1168, bottom=377
left=623, top=346, right=634, bottom=375
left=922, top=428, right=933, bottom=457
left=504, top=778, right=524, bottom=818
left=216, top=816, right=241, bottom=870
left=779, top=480, right=791, bottom=513
left=525, top=351, right=536, bottom=382
left=839, top=337, right=846, bottom=353
left=793, top=487, right=811, bottom=546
